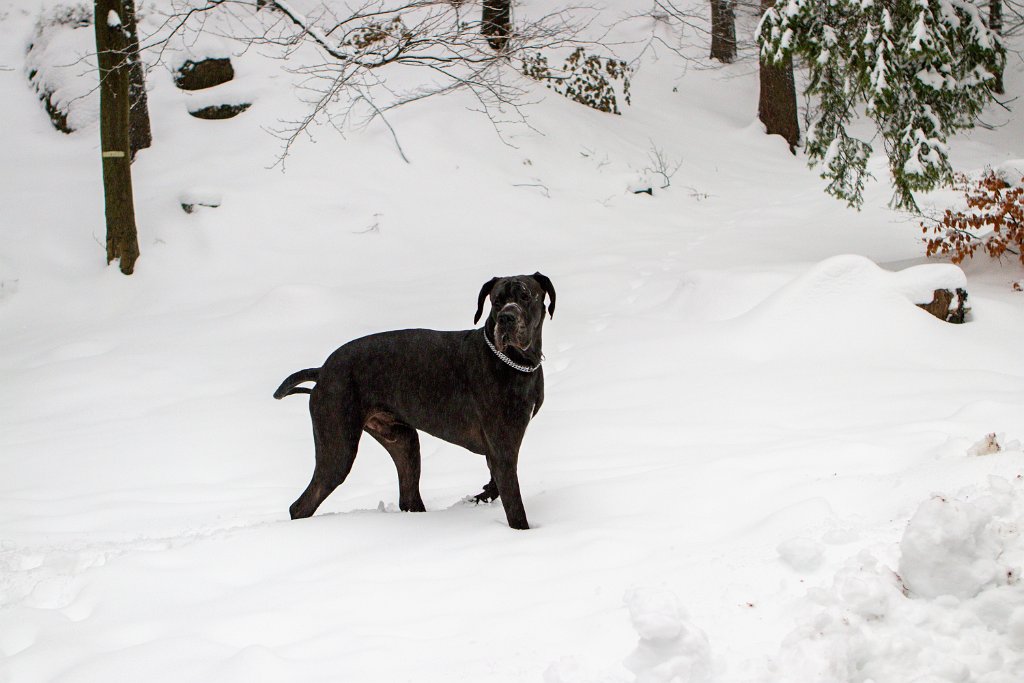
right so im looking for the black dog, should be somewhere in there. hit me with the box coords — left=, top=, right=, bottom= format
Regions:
left=274, top=273, right=555, bottom=530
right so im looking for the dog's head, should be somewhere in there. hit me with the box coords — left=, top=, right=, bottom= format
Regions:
left=474, top=272, right=556, bottom=356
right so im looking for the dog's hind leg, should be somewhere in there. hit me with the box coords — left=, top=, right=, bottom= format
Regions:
left=289, top=394, right=362, bottom=520
left=365, top=413, right=426, bottom=513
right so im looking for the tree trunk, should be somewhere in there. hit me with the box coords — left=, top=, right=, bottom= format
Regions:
left=121, top=0, right=151, bottom=159
left=482, top=0, right=511, bottom=52
left=710, top=0, right=737, bottom=63
left=989, top=0, right=1003, bottom=35
left=990, top=0, right=1004, bottom=94
left=95, top=0, right=140, bottom=275
left=758, top=0, right=799, bottom=153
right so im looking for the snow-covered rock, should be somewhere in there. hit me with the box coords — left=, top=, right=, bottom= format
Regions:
left=623, top=588, right=711, bottom=683
left=24, top=2, right=97, bottom=132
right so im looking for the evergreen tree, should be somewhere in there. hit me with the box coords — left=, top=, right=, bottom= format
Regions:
left=759, top=0, right=1005, bottom=210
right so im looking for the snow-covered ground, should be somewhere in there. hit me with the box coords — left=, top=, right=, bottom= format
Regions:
left=2, top=1, right=1023, bottom=681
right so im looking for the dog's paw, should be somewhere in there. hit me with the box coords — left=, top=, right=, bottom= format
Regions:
left=459, top=494, right=496, bottom=506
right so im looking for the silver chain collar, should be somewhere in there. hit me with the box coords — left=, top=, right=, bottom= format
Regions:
left=484, top=331, right=542, bottom=373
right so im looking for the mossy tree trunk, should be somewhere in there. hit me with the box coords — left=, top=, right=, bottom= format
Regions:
left=94, top=0, right=140, bottom=274
left=121, top=0, right=151, bottom=158
left=710, top=0, right=737, bottom=63
left=482, top=0, right=511, bottom=51
left=758, top=0, right=799, bottom=152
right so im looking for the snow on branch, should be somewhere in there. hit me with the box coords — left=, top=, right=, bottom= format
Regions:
left=759, top=0, right=1005, bottom=211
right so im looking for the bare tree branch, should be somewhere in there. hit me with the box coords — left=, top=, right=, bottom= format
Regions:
left=139, top=0, right=593, bottom=161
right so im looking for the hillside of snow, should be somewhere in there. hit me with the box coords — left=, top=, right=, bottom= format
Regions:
left=2, top=1, right=1024, bottom=681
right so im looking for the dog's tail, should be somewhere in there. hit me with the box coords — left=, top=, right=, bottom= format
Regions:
left=274, top=368, right=320, bottom=399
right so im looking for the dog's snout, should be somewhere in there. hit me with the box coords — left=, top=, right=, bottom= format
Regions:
left=497, top=303, right=523, bottom=323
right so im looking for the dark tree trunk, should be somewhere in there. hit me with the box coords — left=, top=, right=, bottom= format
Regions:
left=758, top=0, right=799, bottom=153
left=121, top=0, right=151, bottom=159
left=710, top=0, right=737, bottom=63
left=482, top=0, right=511, bottom=52
left=990, top=0, right=1004, bottom=94
left=990, top=0, right=1003, bottom=34
left=95, top=0, right=140, bottom=275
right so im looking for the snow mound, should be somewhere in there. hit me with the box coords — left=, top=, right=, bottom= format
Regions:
left=544, top=657, right=624, bottom=683
left=733, top=255, right=966, bottom=359
left=181, top=80, right=254, bottom=110
left=761, top=254, right=965, bottom=312
left=623, top=588, right=711, bottom=683
left=777, top=537, right=825, bottom=573
left=25, top=2, right=98, bottom=132
left=163, top=32, right=234, bottom=72
left=899, top=476, right=1024, bottom=600
left=994, top=160, right=1024, bottom=186
left=966, top=433, right=1021, bottom=457
left=543, top=589, right=712, bottom=683
left=770, top=477, right=1024, bottom=683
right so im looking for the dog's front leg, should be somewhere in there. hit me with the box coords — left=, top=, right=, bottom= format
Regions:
left=482, top=438, right=529, bottom=530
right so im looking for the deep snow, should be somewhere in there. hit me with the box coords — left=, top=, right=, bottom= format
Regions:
left=2, top=1, right=1024, bottom=681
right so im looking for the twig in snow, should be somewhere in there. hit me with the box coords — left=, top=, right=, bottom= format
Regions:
left=352, top=213, right=383, bottom=234
left=513, top=182, right=551, bottom=198
left=645, top=143, right=682, bottom=189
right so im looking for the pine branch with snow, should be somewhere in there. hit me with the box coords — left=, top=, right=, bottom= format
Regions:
left=759, top=0, right=1005, bottom=211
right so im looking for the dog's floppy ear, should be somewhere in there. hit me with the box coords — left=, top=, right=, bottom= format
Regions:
left=532, top=272, right=556, bottom=319
left=474, top=277, right=500, bottom=324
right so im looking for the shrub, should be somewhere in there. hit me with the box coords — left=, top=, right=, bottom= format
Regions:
left=924, top=171, right=1024, bottom=265
left=522, top=48, right=631, bottom=115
